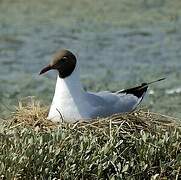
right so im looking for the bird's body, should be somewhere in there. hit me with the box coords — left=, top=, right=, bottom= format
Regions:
left=40, top=49, right=164, bottom=123
left=46, top=64, right=147, bottom=123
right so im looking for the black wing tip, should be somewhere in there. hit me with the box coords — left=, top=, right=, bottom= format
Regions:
left=157, top=77, right=166, bottom=81
left=119, top=84, right=148, bottom=98
left=117, top=77, right=165, bottom=98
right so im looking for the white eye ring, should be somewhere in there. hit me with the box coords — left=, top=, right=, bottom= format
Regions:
left=61, top=56, right=68, bottom=62
left=63, top=56, right=68, bottom=59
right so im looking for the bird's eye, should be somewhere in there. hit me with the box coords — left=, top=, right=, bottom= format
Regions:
left=61, top=57, right=68, bottom=62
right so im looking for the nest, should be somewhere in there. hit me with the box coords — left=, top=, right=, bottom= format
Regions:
left=6, top=97, right=181, bottom=133
left=1, top=98, right=181, bottom=179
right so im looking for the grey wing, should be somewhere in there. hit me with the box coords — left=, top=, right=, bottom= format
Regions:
left=85, top=91, right=118, bottom=118
left=87, top=82, right=148, bottom=118
left=95, top=91, right=141, bottom=112
left=85, top=91, right=141, bottom=118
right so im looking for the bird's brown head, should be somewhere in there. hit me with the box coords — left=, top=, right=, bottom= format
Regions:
left=39, top=49, right=77, bottom=78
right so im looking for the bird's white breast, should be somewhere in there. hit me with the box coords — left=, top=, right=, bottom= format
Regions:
left=47, top=67, right=93, bottom=123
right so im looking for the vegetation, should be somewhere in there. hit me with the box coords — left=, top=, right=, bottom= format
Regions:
left=0, top=99, right=180, bottom=179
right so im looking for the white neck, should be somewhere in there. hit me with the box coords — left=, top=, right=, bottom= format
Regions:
left=53, top=64, right=84, bottom=100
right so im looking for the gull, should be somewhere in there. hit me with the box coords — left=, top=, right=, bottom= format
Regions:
left=40, top=49, right=165, bottom=123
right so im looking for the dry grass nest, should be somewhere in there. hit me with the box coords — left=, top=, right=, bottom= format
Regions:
left=1, top=98, right=181, bottom=179
left=5, top=97, right=181, bottom=134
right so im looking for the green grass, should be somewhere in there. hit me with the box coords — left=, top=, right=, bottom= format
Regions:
left=0, top=100, right=181, bottom=179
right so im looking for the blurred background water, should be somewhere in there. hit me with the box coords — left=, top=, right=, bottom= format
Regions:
left=0, top=0, right=181, bottom=119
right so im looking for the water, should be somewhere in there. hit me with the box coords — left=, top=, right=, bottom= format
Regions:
left=0, top=0, right=181, bottom=118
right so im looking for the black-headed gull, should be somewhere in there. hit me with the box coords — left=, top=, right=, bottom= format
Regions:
left=40, top=49, right=165, bottom=123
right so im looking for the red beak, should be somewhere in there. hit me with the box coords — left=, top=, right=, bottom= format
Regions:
left=39, top=64, right=52, bottom=75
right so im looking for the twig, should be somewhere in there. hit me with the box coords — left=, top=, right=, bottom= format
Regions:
left=56, top=108, right=64, bottom=123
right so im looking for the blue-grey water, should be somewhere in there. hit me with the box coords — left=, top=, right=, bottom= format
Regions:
left=0, top=0, right=181, bottom=119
